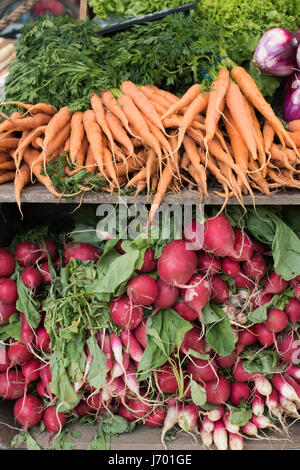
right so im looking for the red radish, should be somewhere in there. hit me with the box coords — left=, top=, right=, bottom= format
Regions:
left=118, top=404, right=136, bottom=422
left=202, top=416, right=215, bottom=432
left=233, top=360, right=256, bottom=382
left=157, top=240, right=197, bottom=287
left=252, top=292, right=273, bottom=309
left=173, top=301, right=198, bottom=321
left=252, top=390, right=264, bottom=416
left=153, top=279, right=179, bottom=311
left=253, top=323, right=274, bottom=348
left=265, top=308, right=288, bottom=333
left=282, top=373, right=300, bottom=400
left=43, top=406, right=67, bottom=439
left=277, top=332, right=298, bottom=363
left=251, top=415, right=274, bottom=430
left=252, top=239, right=265, bottom=255
left=110, top=294, right=144, bottom=330
left=178, top=403, right=199, bottom=431
left=213, top=420, right=228, bottom=450
left=284, top=365, right=300, bottom=382
left=35, top=327, right=51, bottom=353
left=290, top=275, right=300, bottom=288
left=157, top=364, right=179, bottom=393
left=39, top=261, right=53, bottom=284
left=128, top=398, right=152, bottom=418
left=223, top=411, right=239, bottom=434
left=136, top=248, right=157, bottom=273
left=222, top=257, right=240, bottom=277
left=271, top=374, right=300, bottom=402
left=180, top=327, right=206, bottom=355
left=285, top=298, right=300, bottom=326
left=64, top=242, right=101, bottom=264
left=243, top=253, right=266, bottom=280
left=215, top=352, right=237, bottom=368
left=230, top=382, right=251, bottom=406
left=162, top=399, right=182, bottom=443
left=293, top=283, right=300, bottom=301
left=229, top=433, right=243, bottom=450
left=203, top=214, right=236, bottom=258
left=75, top=400, right=93, bottom=417
left=204, top=374, right=231, bottom=405
left=20, top=312, right=35, bottom=345
left=35, top=238, right=57, bottom=261
left=127, top=275, right=158, bottom=306
left=183, top=219, right=203, bottom=250
left=266, top=386, right=279, bottom=412
left=21, top=358, right=40, bottom=391
left=110, top=352, right=130, bottom=380
left=15, top=241, right=40, bottom=267
left=181, top=274, right=211, bottom=320
left=263, top=272, right=288, bottom=295
left=236, top=328, right=257, bottom=355
left=200, top=428, right=213, bottom=448
left=97, top=331, right=112, bottom=371
left=40, top=363, right=53, bottom=401
left=198, top=253, right=221, bottom=274
left=0, top=345, right=9, bottom=372
left=0, top=278, right=18, bottom=304
left=187, top=358, right=218, bottom=383
left=210, top=275, right=229, bottom=304
left=106, top=376, right=126, bottom=397
left=0, top=248, right=15, bottom=277
left=254, top=374, right=272, bottom=397
left=36, top=380, right=48, bottom=398
left=134, top=319, right=147, bottom=349
left=8, top=341, right=33, bottom=366
left=231, top=228, right=253, bottom=262
left=121, top=331, right=144, bottom=363
left=0, top=302, right=16, bottom=325
left=0, top=370, right=25, bottom=399
left=123, top=362, right=141, bottom=397
left=144, top=407, right=166, bottom=427
left=241, top=421, right=258, bottom=436
left=233, top=272, right=254, bottom=289
left=279, top=394, right=299, bottom=415
left=115, top=240, right=125, bottom=254
left=14, top=394, right=43, bottom=430
left=207, top=406, right=224, bottom=422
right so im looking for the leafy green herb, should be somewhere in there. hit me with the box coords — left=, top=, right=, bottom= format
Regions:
left=89, top=0, right=186, bottom=18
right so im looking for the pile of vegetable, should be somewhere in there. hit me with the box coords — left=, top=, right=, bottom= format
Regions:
left=1, top=65, right=300, bottom=215
left=88, top=0, right=187, bottom=19
left=2, top=207, right=300, bottom=449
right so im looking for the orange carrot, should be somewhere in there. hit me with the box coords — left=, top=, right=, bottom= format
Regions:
left=284, top=131, right=300, bottom=148
left=270, top=144, right=296, bottom=171
left=15, top=126, right=46, bottom=168
left=66, top=137, right=89, bottom=176
left=103, top=147, right=118, bottom=188
left=69, top=111, right=84, bottom=163
left=223, top=108, right=248, bottom=172
left=83, top=110, right=104, bottom=175
left=288, top=120, right=300, bottom=133
left=205, top=68, right=230, bottom=142
left=0, top=160, right=15, bottom=170
left=161, top=84, right=201, bottom=120
left=248, top=158, right=271, bottom=195
left=262, top=121, right=275, bottom=154
left=151, top=86, right=180, bottom=104
left=23, top=148, right=62, bottom=197
left=85, top=145, right=97, bottom=174
left=105, top=111, right=134, bottom=156
left=139, top=86, right=175, bottom=109
left=183, top=135, right=207, bottom=195
left=145, top=148, right=157, bottom=199
left=91, top=94, right=116, bottom=158
left=14, top=163, right=31, bottom=217
left=0, top=171, right=15, bottom=184
left=0, top=138, right=19, bottom=149
left=0, top=152, right=9, bottom=163
left=101, top=89, right=132, bottom=135
left=1, top=102, right=56, bottom=115
left=10, top=113, right=52, bottom=129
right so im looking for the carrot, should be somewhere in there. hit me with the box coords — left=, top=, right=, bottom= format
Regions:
left=284, top=131, right=300, bottom=148
left=0, top=160, right=15, bottom=170
left=0, top=171, right=15, bottom=184
left=139, top=86, right=175, bottom=110
left=223, top=107, right=248, bottom=174
left=270, top=144, right=296, bottom=171
left=14, top=126, right=46, bottom=168
left=10, top=113, right=52, bottom=129
left=162, top=115, right=205, bottom=131
left=288, top=120, right=300, bottom=133
left=103, top=147, right=119, bottom=188
left=150, top=86, right=180, bottom=105
left=187, top=164, right=204, bottom=201
left=151, top=174, right=158, bottom=192
left=247, top=100, right=267, bottom=177
left=0, top=138, right=19, bottom=149
left=101, top=89, right=132, bottom=135
left=14, top=163, right=31, bottom=217
left=149, top=100, right=168, bottom=116
left=91, top=94, right=116, bottom=158
left=23, top=148, right=62, bottom=197
left=205, top=68, right=230, bottom=142
left=183, top=135, right=207, bottom=195
left=126, top=167, right=148, bottom=188
left=146, top=119, right=173, bottom=168
left=145, top=148, right=157, bottom=199
left=117, top=94, right=162, bottom=159
left=161, top=84, right=201, bottom=120
left=248, top=158, right=271, bottom=195
left=134, top=181, right=147, bottom=197
left=43, top=106, right=71, bottom=154
left=114, top=152, right=147, bottom=177
left=0, top=120, right=14, bottom=133
left=262, top=121, right=275, bottom=155
left=268, top=167, right=300, bottom=188
left=225, top=82, right=257, bottom=161
left=66, top=137, right=89, bottom=176
left=84, top=145, right=97, bottom=174
left=83, top=110, right=105, bottom=175
left=105, top=111, right=134, bottom=156
left=0, top=152, right=9, bottom=164
left=63, top=137, right=70, bottom=153
left=69, top=111, right=84, bottom=163
left=231, top=66, right=299, bottom=155
left=180, top=151, right=190, bottom=171
left=31, top=137, right=43, bottom=149
left=0, top=102, right=56, bottom=115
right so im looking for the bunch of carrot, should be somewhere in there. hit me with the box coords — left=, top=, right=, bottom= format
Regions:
left=0, top=65, right=300, bottom=219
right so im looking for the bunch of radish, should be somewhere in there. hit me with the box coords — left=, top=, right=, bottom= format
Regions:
left=2, top=218, right=300, bottom=450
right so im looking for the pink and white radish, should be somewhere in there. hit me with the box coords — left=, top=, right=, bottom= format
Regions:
left=121, top=331, right=144, bottom=363
left=254, top=374, right=272, bottom=397
left=229, top=432, right=243, bottom=450
left=178, top=403, right=199, bottom=431
left=203, top=214, right=237, bottom=258
left=161, top=399, right=182, bottom=444
left=157, top=240, right=197, bottom=287
left=213, top=420, right=228, bottom=450
left=271, top=374, right=300, bottom=403
left=144, top=407, right=166, bottom=427
left=252, top=390, right=264, bottom=416
left=207, top=405, right=224, bottom=423
left=110, top=295, right=144, bottom=330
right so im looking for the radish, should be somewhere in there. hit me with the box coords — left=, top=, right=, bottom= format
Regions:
left=110, top=352, right=130, bottom=380
left=254, top=375, right=272, bottom=398
left=157, top=240, right=197, bottom=287
left=123, top=362, right=141, bottom=397
left=173, top=301, right=198, bottom=321
left=64, top=242, right=101, bottom=264
left=252, top=390, right=264, bottom=416
left=252, top=292, right=273, bottom=309
left=161, top=399, right=182, bottom=443
left=230, top=382, right=251, bottom=406
left=243, top=253, right=266, bottom=280
left=144, top=407, right=166, bottom=427
left=0, top=278, right=18, bottom=304
left=121, top=331, right=144, bottom=363
left=203, top=214, right=236, bottom=258
left=0, top=302, right=16, bottom=325
left=263, top=272, right=288, bottom=295
left=127, top=275, right=158, bottom=306
left=110, top=333, right=125, bottom=370
left=229, top=433, right=243, bottom=450
left=231, top=229, right=253, bottom=262
left=133, top=319, right=147, bottom=349
left=153, top=279, right=179, bottom=311
left=8, top=341, right=33, bottom=366
left=128, top=398, right=152, bottom=418
left=265, top=308, right=288, bottom=333
left=21, top=358, right=40, bottom=393
left=202, top=416, right=215, bottom=433
left=75, top=400, right=93, bottom=417
left=215, top=352, right=237, bottom=368
left=115, top=240, right=125, bottom=255
left=97, top=331, right=112, bottom=371
left=253, top=323, right=274, bottom=348
left=233, top=360, right=256, bottom=382
left=204, top=374, right=231, bottom=405
left=210, top=275, right=229, bottom=304
left=118, top=404, right=136, bottom=422
left=200, top=429, right=213, bottom=448
left=20, top=312, right=35, bottom=345
left=87, top=391, right=104, bottom=410
left=36, top=380, right=48, bottom=398
left=35, top=327, right=51, bottom=353
left=110, top=294, right=144, bottom=330
left=222, top=257, right=240, bottom=277
left=0, top=345, right=9, bottom=372
left=277, top=332, right=298, bottom=363
left=40, top=363, right=53, bottom=401
left=181, top=274, right=211, bottom=320
left=178, top=403, right=199, bottom=431
left=157, top=364, right=179, bottom=393
left=293, top=283, right=300, bottom=301
left=266, top=387, right=279, bottom=412
left=14, top=394, right=43, bottom=430
left=183, top=219, right=203, bottom=250
left=284, top=365, right=300, bottom=382
left=213, top=420, right=228, bottom=450
left=39, top=261, right=53, bottom=284
left=285, top=298, right=300, bottom=326
left=241, top=421, right=258, bottom=436
left=236, top=327, right=257, bottom=355
left=207, top=405, right=224, bottom=422
left=15, top=241, right=40, bottom=267
left=198, top=253, right=221, bottom=275
left=282, top=373, right=300, bottom=400
left=0, top=248, right=15, bottom=277
left=35, top=238, right=57, bottom=261
left=233, top=272, right=254, bottom=289
left=187, top=358, right=218, bottom=383
left=251, top=415, right=274, bottom=430
left=290, top=275, right=300, bottom=288
left=0, top=370, right=25, bottom=399
left=43, top=406, right=67, bottom=439
left=136, top=248, right=157, bottom=274
left=252, top=239, right=265, bottom=255
left=271, top=374, right=300, bottom=403
left=180, top=327, right=206, bottom=355
left=223, top=411, right=239, bottom=434
left=279, top=394, right=299, bottom=416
